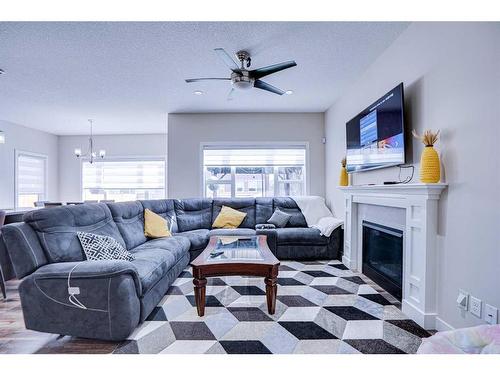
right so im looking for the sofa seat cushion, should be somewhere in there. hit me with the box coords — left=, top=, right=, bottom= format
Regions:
left=174, top=229, right=210, bottom=251
left=275, top=228, right=328, bottom=246
left=209, top=228, right=256, bottom=237
left=130, top=237, right=190, bottom=294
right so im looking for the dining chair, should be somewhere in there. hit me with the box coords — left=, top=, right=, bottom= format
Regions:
left=44, top=202, right=63, bottom=208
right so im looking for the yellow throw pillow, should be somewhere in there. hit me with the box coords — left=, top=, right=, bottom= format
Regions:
left=144, top=208, right=172, bottom=238
left=212, top=206, right=247, bottom=229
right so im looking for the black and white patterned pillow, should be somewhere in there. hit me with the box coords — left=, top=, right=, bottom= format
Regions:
left=267, top=209, right=292, bottom=228
left=77, top=232, right=134, bottom=261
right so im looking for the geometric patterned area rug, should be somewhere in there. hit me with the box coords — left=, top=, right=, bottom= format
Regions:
left=113, top=260, right=430, bottom=354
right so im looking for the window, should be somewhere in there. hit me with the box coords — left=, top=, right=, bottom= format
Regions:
left=82, top=159, right=166, bottom=202
left=16, top=151, right=48, bottom=209
left=202, top=146, right=307, bottom=198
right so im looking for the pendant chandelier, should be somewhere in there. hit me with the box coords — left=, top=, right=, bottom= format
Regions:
left=74, top=119, right=106, bottom=164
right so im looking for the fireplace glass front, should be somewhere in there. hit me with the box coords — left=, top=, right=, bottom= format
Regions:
left=362, top=221, right=403, bottom=300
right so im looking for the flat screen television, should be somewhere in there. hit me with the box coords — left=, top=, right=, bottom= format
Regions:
left=346, top=83, right=405, bottom=173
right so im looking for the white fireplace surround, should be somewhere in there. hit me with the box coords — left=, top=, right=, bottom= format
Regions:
left=339, top=183, right=447, bottom=330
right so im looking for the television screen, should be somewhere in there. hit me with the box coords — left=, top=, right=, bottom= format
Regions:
left=346, top=83, right=405, bottom=172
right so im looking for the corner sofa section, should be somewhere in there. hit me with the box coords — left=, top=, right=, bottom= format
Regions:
left=2, top=197, right=342, bottom=341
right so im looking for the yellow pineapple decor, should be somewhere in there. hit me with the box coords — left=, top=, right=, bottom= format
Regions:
left=412, top=129, right=441, bottom=183
left=339, top=157, right=349, bottom=186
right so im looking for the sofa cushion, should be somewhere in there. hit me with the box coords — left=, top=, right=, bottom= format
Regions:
left=275, top=228, right=328, bottom=246
left=212, top=205, right=247, bottom=229
left=77, top=232, right=135, bottom=261
left=132, top=236, right=189, bottom=262
left=212, top=198, right=256, bottom=228
left=130, top=236, right=190, bottom=294
left=267, top=209, right=291, bottom=228
left=174, top=199, right=212, bottom=231
left=107, top=201, right=147, bottom=249
left=1, top=222, right=49, bottom=278
left=209, top=228, right=256, bottom=237
left=140, top=199, right=178, bottom=233
left=144, top=209, right=172, bottom=238
left=174, top=229, right=210, bottom=251
left=273, top=198, right=308, bottom=227
left=24, top=203, right=126, bottom=263
left=256, top=197, right=274, bottom=224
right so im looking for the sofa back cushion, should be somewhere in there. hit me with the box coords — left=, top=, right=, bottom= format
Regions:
left=24, top=203, right=126, bottom=263
left=212, top=198, right=256, bottom=229
left=141, top=199, right=178, bottom=233
left=255, top=197, right=274, bottom=224
left=272, top=197, right=308, bottom=227
left=107, top=201, right=147, bottom=250
left=174, top=198, right=212, bottom=232
left=1, top=222, right=48, bottom=278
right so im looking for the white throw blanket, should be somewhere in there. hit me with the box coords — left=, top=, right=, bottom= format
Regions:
left=291, top=196, right=343, bottom=237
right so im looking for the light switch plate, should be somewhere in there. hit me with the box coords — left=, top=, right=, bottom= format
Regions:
left=457, top=290, right=469, bottom=310
left=470, top=296, right=482, bottom=318
left=485, top=304, right=498, bottom=324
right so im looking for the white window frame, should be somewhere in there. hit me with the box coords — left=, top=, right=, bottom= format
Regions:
left=79, top=155, right=167, bottom=201
left=200, top=142, right=310, bottom=198
left=14, top=149, right=49, bottom=209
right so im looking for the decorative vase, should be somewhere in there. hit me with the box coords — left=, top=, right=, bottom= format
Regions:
left=339, top=166, right=349, bottom=186
left=420, top=145, right=440, bottom=183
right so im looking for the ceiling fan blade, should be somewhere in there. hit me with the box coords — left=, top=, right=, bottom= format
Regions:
left=185, top=78, right=231, bottom=83
left=227, top=87, right=236, bottom=101
left=250, top=61, right=297, bottom=79
left=254, top=80, right=285, bottom=95
left=214, top=48, right=240, bottom=71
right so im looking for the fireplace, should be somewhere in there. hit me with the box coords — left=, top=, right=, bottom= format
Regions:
left=362, top=221, right=403, bottom=300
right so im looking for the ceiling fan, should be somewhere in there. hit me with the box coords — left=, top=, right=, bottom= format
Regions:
left=185, top=48, right=297, bottom=100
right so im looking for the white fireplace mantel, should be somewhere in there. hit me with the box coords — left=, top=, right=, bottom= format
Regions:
left=339, top=183, right=447, bottom=329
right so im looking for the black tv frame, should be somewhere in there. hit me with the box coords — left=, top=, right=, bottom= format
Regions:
left=345, top=83, right=406, bottom=173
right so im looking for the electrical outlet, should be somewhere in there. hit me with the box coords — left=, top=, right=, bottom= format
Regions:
left=457, top=290, right=469, bottom=310
left=469, top=296, right=482, bottom=318
left=485, top=304, right=498, bottom=325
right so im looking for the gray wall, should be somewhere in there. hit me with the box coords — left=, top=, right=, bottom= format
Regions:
left=58, top=134, right=167, bottom=202
left=325, top=22, right=500, bottom=329
left=168, top=113, right=325, bottom=199
left=0, top=120, right=59, bottom=210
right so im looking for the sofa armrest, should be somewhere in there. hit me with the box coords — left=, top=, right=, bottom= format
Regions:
left=255, top=223, right=276, bottom=230
left=256, top=228, right=277, bottom=254
left=32, top=260, right=141, bottom=295
left=18, top=260, right=141, bottom=341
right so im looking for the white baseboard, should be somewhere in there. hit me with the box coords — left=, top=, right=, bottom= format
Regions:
left=402, top=300, right=437, bottom=330
left=435, top=317, right=454, bottom=332
left=342, top=255, right=351, bottom=267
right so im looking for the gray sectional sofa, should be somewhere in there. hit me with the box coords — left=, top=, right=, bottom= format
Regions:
left=1, top=197, right=342, bottom=341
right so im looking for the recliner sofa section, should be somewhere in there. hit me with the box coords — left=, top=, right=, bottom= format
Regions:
left=1, top=197, right=342, bottom=341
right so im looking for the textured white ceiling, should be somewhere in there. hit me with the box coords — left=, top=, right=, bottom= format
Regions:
left=0, top=22, right=409, bottom=135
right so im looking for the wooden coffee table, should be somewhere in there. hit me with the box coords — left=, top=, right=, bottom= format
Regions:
left=191, top=235, right=280, bottom=317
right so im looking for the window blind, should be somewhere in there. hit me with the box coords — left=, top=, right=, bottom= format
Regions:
left=203, top=148, right=306, bottom=166
left=17, top=153, right=46, bottom=195
left=82, top=160, right=166, bottom=190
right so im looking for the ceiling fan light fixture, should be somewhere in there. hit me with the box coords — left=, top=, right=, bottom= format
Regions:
left=232, top=80, right=253, bottom=90
left=193, top=90, right=204, bottom=95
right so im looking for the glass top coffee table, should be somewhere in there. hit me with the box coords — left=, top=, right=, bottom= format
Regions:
left=190, top=235, right=280, bottom=317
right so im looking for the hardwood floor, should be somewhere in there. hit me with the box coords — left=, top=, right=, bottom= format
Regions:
left=0, top=280, right=120, bottom=354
